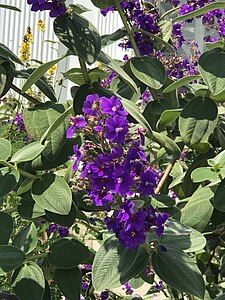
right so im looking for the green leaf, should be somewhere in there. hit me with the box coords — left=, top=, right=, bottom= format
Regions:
left=12, top=261, right=45, bottom=300
left=214, top=178, right=225, bottom=212
left=90, top=0, right=122, bottom=8
left=152, top=131, right=181, bottom=156
left=199, top=48, right=225, bottom=96
left=11, top=141, right=48, bottom=163
left=0, top=138, right=11, bottom=161
left=68, top=4, right=90, bottom=14
left=22, top=54, right=68, bottom=92
left=163, top=75, right=201, bottom=93
left=0, top=167, right=20, bottom=198
left=180, top=186, right=214, bottom=232
left=0, top=212, right=13, bottom=245
left=130, top=56, right=166, bottom=90
left=12, top=222, right=38, bottom=254
left=31, top=173, right=72, bottom=215
left=0, top=43, right=23, bottom=65
left=0, top=245, right=26, bottom=272
left=205, top=40, right=225, bottom=50
left=17, top=192, right=45, bottom=220
left=158, top=220, right=206, bottom=253
left=54, top=13, right=101, bottom=64
left=152, top=247, right=205, bottom=299
left=92, top=236, right=148, bottom=291
left=0, top=65, right=7, bottom=98
left=0, top=4, right=21, bottom=11
left=63, top=68, right=107, bottom=86
left=174, top=1, right=225, bottom=22
left=178, top=97, right=218, bottom=147
left=98, top=52, right=138, bottom=93
left=17, top=178, right=34, bottom=195
left=121, top=98, right=153, bottom=137
left=55, top=268, right=81, bottom=300
left=45, top=204, right=77, bottom=227
left=191, top=167, right=219, bottom=183
left=208, top=150, right=225, bottom=168
left=156, top=109, right=182, bottom=131
left=101, top=28, right=127, bottom=48
left=23, top=102, right=70, bottom=161
left=48, top=238, right=90, bottom=269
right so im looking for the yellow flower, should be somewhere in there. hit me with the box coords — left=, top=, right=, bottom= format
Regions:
left=37, top=20, right=45, bottom=32
left=48, top=65, right=57, bottom=76
left=19, top=27, right=33, bottom=62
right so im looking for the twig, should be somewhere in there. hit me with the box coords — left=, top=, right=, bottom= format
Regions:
left=155, top=156, right=178, bottom=194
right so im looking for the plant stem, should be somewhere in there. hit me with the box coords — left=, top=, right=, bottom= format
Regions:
left=2, top=207, right=17, bottom=214
left=155, top=156, right=178, bottom=194
left=79, top=58, right=91, bottom=84
left=0, top=160, right=38, bottom=179
left=114, top=0, right=140, bottom=57
left=78, top=220, right=102, bottom=234
left=10, top=83, right=41, bottom=105
left=26, top=252, right=48, bottom=261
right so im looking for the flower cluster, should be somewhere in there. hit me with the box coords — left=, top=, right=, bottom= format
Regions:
left=13, top=113, right=25, bottom=132
left=105, top=200, right=168, bottom=248
left=101, top=0, right=160, bottom=56
left=20, top=27, right=33, bottom=63
left=48, top=223, right=69, bottom=237
left=27, top=0, right=66, bottom=17
left=68, top=94, right=169, bottom=248
left=68, top=94, right=159, bottom=207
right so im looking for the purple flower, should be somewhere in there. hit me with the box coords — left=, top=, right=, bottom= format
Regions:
left=138, top=169, right=158, bottom=196
left=66, top=115, right=87, bottom=138
left=100, top=291, right=109, bottom=300
left=105, top=115, right=128, bottom=144
left=155, top=212, right=169, bottom=237
left=14, top=113, right=25, bottom=132
left=72, top=145, right=82, bottom=172
left=100, top=6, right=114, bottom=16
left=100, top=96, right=127, bottom=116
left=58, top=226, right=69, bottom=237
left=48, top=223, right=58, bottom=233
left=82, top=94, right=100, bottom=116
left=179, top=3, right=194, bottom=15
left=123, top=282, right=134, bottom=295
left=155, top=280, right=164, bottom=291
left=27, top=0, right=66, bottom=17
left=119, top=224, right=146, bottom=248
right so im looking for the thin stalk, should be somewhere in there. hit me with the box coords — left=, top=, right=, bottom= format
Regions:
left=10, top=83, right=41, bottom=105
left=155, top=156, right=178, bottom=194
left=26, top=252, right=48, bottom=261
left=79, top=58, right=91, bottom=84
left=78, top=220, right=102, bottom=234
left=114, top=0, right=140, bottom=57
left=161, top=5, right=181, bottom=19
left=0, top=160, right=38, bottom=180
left=2, top=207, right=17, bottom=214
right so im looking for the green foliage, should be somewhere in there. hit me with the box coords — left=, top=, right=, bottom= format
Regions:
left=92, top=236, right=148, bottom=291
left=54, top=12, right=101, bottom=64
left=0, top=245, right=26, bottom=272
left=0, top=212, right=13, bottom=245
left=152, top=247, right=205, bottom=298
left=48, top=238, right=90, bottom=268
left=0, top=138, right=11, bottom=161
left=31, top=173, right=72, bottom=215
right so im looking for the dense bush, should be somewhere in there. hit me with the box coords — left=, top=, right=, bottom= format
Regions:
left=2, top=0, right=225, bottom=299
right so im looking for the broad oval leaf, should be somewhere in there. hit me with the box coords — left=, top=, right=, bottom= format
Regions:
left=54, top=12, right=101, bottom=64
left=0, top=245, right=26, bottom=272
left=92, top=236, right=148, bottom=291
left=0, top=167, right=20, bottom=198
left=152, top=247, right=205, bottom=299
left=156, top=109, right=182, bottom=131
left=199, top=48, right=225, bottom=96
left=152, top=131, right=181, bottom=156
left=12, top=222, right=38, bottom=254
left=180, top=186, right=214, bottom=232
left=191, top=167, right=219, bottom=183
left=17, top=191, right=45, bottom=220
left=11, top=141, right=48, bottom=163
left=163, top=75, right=201, bottom=93
left=55, top=268, right=82, bottom=300
left=12, top=261, right=45, bottom=300
left=31, top=173, right=72, bottom=215
left=214, top=178, right=225, bottom=212
left=0, top=212, right=13, bottom=245
left=22, top=54, right=68, bottom=92
left=130, top=56, right=166, bottom=90
left=48, top=238, right=90, bottom=269
left=178, top=97, right=218, bottom=147
left=0, top=138, right=11, bottom=161
left=91, top=0, right=122, bottom=8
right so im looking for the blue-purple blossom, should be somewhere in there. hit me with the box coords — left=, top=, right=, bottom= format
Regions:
left=100, top=291, right=109, bottom=300
left=100, top=96, right=128, bottom=116
left=27, top=0, right=66, bottom=17
left=105, top=115, right=128, bottom=144
left=72, top=145, right=82, bottom=172
left=58, top=226, right=69, bottom=237
left=123, top=282, right=134, bottom=295
left=67, top=115, right=87, bottom=138
left=82, top=94, right=100, bottom=116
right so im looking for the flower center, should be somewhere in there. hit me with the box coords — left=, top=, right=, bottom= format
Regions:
left=116, top=126, right=123, bottom=133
